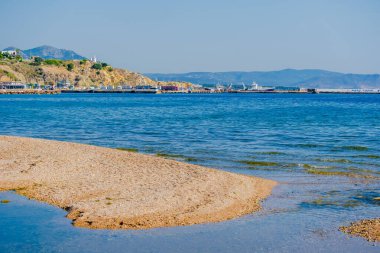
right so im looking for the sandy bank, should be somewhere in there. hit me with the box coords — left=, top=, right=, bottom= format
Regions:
left=340, top=218, right=380, bottom=242
left=0, top=136, right=276, bottom=230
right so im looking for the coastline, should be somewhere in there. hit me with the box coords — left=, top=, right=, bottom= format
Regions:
left=0, top=136, right=276, bottom=230
left=1, top=88, right=380, bottom=95
left=0, top=89, right=60, bottom=95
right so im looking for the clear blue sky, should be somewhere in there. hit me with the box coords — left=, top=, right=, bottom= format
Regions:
left=1, top=0, right=379, bottom=73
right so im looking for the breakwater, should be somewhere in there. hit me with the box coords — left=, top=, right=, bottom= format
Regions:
left=0, top=89, right=60, bottom=95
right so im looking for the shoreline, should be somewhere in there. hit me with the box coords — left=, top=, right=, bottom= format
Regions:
left=0, top=136, right=276, bottom=230
left=1, top=89, right=380, bottom=95
left=0, top=89, right=60, bottom=95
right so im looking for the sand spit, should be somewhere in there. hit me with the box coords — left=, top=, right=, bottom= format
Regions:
left=0, top=136, right=276, bottom=230
left=340, top=219, right=380, bottom=242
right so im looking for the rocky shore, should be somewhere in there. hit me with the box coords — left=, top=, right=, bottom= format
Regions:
left=340, top=218, right=380, bottom=242
left=0, top=89, right=60, bottom=95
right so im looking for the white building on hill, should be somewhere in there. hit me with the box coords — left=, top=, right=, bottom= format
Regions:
left=1, top=50, right=18, bottom=56
left=90, top=56, right=97, bottom=63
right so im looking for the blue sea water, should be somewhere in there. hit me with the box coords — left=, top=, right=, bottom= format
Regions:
left=0, top=93, right=379, bottom=252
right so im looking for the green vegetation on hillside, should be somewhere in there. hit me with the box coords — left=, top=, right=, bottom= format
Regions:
left=44, top=59, right=63, bottom=66
left=0, top=57, right=158, bottom=87
left=91, top=63, right=102, bottom=70
left=30, top=57, right=44, bottom=66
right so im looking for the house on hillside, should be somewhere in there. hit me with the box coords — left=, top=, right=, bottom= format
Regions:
left=1, top=50, right=18, bottom=56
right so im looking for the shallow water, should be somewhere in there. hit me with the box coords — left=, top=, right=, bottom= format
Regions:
left=0, top=93, right=379, bottom=252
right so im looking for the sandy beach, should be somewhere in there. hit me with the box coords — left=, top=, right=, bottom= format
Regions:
left=0, top=136, right=276, bottom=230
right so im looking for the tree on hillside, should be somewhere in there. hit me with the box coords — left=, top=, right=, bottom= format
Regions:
left=101, top=63, right=108, bottom=68
left=91, top=63, right=102, bottom=70
left=0, top=52, right=3, bottom=60
left=2, top=52, right=11, bottom=59
left=67, top=63, right=74, bottom=71
left=33, top=57, right=43, bottom=65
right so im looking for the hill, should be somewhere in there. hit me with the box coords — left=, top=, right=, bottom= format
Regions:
left=3, top=45, right=86, bottom=60
left=146, top=69, right=380, bottom=89
left=0, top=56, right=193, bottom=89
left=0, top=57, right=155, bottom=87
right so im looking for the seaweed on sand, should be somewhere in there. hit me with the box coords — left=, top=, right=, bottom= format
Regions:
left=116, top=147, right=139, bottom=152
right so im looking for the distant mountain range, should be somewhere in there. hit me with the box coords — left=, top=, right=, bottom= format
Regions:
left=3, top=45, right=86, bottom=60
left=3, top=45, right=378, bottom=88
left=146, top=69, right=380, bottom=89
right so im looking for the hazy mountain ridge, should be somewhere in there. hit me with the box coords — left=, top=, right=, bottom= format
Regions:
left=146, top=69, right=380, bottom=89
left=3, top=45, right=86, bottom=60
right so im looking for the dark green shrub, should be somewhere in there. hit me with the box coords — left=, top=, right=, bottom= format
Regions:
left=91, top=63, right=102, bottom=70
left=67, top=63, right=74, bottom=71
left=33, top=57, right=43, bottom=65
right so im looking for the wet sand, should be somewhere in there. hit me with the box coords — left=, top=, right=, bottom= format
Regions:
left=340, top=218, right=380, bottom=242
left=0, top=136, right=276, bottom=230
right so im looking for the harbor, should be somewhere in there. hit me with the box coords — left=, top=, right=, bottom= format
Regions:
left=1, top=81, right=380, bottom=95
